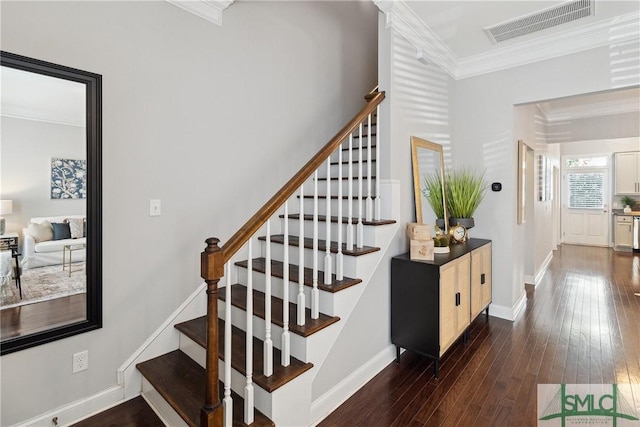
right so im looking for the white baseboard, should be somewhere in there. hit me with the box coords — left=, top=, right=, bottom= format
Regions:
left=533, top=251, right=553, bottom=285
left=14, top=385, right=124, bottom=427
left=309, top=345, right=396, bottom=426
left=488, top=290, right=527, bottom=322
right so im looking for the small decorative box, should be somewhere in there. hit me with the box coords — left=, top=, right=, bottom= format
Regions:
left=406, top=223, right=432, bottom=241
left=410, top=239, right=434, bottom=261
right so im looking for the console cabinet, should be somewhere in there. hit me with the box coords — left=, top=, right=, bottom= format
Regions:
left=391, top=238, right=491, bottom=378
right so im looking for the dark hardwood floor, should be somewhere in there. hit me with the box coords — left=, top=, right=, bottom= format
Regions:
left=0, top=293, right=86, bottom=339
left=319, top=245, right=640, bottom=427
left=70, top=396, right=164, bottom=427
left=15, top=244, right=638, bottom=426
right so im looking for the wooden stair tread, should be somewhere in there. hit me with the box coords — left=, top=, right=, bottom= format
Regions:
left=299, top=194, right=377, bottom=200
left=330, top=159, right=376, bottom=165
left=219, top=284, right=340, bottom=337
left=279, top=213, right=395, bottom=226
left=259, top=234, right=380, bottom=256
left=136, top=350, right=274, bottom=427
left=316, top=176, right=377, bottom=181
left=175, top=317, right=313, bottom=393
left=235, top=257, right=362, bottom=293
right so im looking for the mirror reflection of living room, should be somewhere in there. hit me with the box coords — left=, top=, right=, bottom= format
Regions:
left=0, top=66, right=88, bottom=339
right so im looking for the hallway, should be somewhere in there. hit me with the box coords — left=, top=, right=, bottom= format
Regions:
left=320, top=245, right=640, bottom=426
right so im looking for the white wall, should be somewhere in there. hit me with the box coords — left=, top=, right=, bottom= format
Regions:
left=0, top=1, right=378, bottom=424
left=513, top=104, right=560, bottom=283
left=453, top=45, right=639, bottom=318
left=547, top=112, right=640, bottom=143
left=310, top=17, right=456, bottom=405
left=1, top=116, right=86, bottom=235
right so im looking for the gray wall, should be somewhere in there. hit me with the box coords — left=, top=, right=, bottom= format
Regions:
left=0, top=1, right=378, bottom=424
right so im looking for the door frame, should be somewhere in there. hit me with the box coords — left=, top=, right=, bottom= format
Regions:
left=560, top=154, right=611, bottom=246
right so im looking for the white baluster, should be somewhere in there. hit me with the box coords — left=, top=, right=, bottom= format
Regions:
left=366, top=113, right=373, bottom=222
left=324, top=158, right=332, bottom=286
left=244, top=240, right=254, bottom=425
left=357, top=122, right=364, bottom=249
left=264, top=220, right=273, bottom=377
left=297, top=184, right=306, bottom=326
left=282, top=201, right=291, bottom=366
left=346, top=134, right=354, bottom=251
left=223, top=262, right=232, bottom=427
left=375, top=106, right=381, bottom=221
left=337, top=142, right=344, bottom=281
left=312, top=170, right=319, bottom=319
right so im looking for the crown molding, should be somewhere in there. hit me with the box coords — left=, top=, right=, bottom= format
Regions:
left=374, top=0, right=457, bottom=77
left=166, top=0, right=234, bottom=26
left=374, top=1, right=640, bottom=81
left=538, top=97, right=640, bottom=122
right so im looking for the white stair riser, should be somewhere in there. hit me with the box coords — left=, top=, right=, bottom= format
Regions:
left=141, top=378, right=188, bottom=427
left=271, top=218, right=377, bottom=248
left=232, top=269, right=339, bottom=316
left=305, top=180, right=377, bottom=201
left=299, top=198, right=373, bottom=218
left=218, top=300, right=311, bottom=361
left=178, top=333, right=312, bottom=426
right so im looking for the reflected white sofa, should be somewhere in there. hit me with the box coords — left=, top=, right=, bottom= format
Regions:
left=22, top=215, right=86, bottom=269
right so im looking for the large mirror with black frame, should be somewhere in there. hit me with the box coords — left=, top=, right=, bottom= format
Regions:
left=0, top=51, right=102, bottom=355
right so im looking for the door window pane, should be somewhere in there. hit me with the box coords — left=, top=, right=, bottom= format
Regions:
left=568, top=173, right=604, bottom=209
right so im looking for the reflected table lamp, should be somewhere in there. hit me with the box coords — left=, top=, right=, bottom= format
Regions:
left=0, top=200, right=13, bottom=235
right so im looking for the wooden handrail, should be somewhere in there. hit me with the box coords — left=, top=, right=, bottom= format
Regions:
left=220, top=90, right=385, bottom=261
left=200, top=89, right=385, bottom=427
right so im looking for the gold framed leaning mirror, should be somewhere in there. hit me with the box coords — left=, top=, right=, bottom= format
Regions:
left=410, top=136, right=447, bottom=233
left=0, top=51, right=102, bottom=355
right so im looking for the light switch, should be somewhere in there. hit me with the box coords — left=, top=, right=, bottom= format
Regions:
left=150, top=199, right=161, bottom=216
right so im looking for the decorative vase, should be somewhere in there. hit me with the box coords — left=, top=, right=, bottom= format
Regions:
left=449, top=217, right=475, bottom=229
left=434, top=246, right=450, bottom=254
left=623, top=205, right=632, bottom=213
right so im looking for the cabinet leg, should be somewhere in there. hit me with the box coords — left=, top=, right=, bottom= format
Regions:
left=485, top=306, right=490, bottom=320
left=434, top=360, right=439, bottom=379
left=396, top=346, right=401, bottom=363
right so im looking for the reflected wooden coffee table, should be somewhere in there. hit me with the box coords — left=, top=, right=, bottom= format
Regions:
left=63, top=244, right=85, bottom=277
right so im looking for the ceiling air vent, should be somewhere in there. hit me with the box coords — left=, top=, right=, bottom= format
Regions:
left=485, top=0, right=594, bottom=43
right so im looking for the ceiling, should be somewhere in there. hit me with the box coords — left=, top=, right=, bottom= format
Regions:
left=378, top=0, right=640, bottom=121
left=403, top=0, right=639, bottom=60
left=1, top=66, right=86, bottom=127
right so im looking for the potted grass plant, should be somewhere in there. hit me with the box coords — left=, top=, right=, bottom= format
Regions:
left=446, top=167, right=487, bottom=229
left=422, top=171, right=446, bottom=229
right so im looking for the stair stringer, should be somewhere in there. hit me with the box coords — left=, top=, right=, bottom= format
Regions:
left=309, top=222, right=403, bottom=425
left=118, top=282, right=207, bottom=400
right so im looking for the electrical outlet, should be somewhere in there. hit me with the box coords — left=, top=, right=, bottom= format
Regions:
left=150, top=199, right=161, bottom=216
left=73, top=350, right=88, bottom=373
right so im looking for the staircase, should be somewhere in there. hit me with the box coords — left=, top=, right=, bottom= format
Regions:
left=133, top=89, right=394, bottom=426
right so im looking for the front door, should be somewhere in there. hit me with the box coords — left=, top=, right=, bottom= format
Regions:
left=562, top=159, right=609, bottom=246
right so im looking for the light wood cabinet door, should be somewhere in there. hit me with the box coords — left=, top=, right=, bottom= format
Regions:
left=615, top=152, right=640, bottom=195
left=471, top=243, right=493, bottom=319
left=439, top=254, right=470, bottom=356
left=439, top=261, right=457, bottom=356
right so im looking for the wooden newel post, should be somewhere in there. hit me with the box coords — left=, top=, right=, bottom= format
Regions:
left=201, top=237, right=224, bottom=427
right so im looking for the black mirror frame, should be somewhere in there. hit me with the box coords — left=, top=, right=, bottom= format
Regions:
left=0, top=51, right=102, bottom=355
